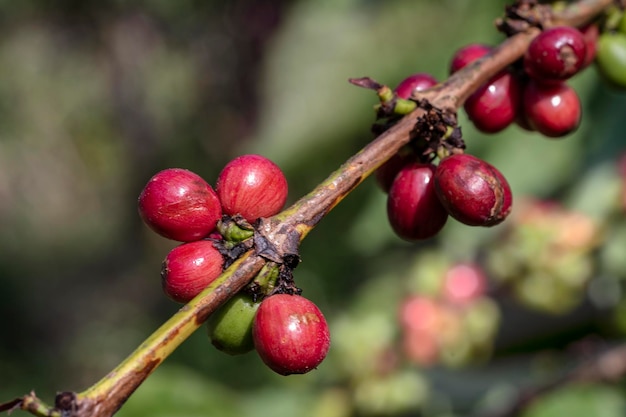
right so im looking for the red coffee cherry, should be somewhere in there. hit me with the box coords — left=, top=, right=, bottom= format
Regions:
left=394, top=73, right=438, bottom=99
left=434, top=154, right=512, bottom=227
left=449, top=44, right=491, bottom=74
left=523, top=26, right=587, bottom=83
left=161, top=240, right=224, bottom=303
left=253, top=294, right=330, bottom=376
left=138, top=168, right=222, bottom=242
left=216, top=154, right=288, bottom=223
left=463, top=70, right=521, bottom=133
left=387, top=162, right=448, bottom=241
left=522, top=80, right=581, bottom=138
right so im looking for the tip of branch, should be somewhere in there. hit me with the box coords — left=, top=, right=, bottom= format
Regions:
left=348, top=77, right=383, bottom=91
left=0, top=397, right=22, bottom=413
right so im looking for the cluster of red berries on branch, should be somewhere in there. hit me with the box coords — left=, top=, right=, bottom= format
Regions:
left=450, top=23, right=591, bottom=137
left=361, top=1, right=626, bottom=244
left=370, top=92, right=514, bottom=241
left=137, top=154, right=330, bottom=375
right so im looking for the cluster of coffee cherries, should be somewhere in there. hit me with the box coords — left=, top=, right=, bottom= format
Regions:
left=456, top=24, right=597, bottom=137
left=375, top=21, right=611, bottom=242
left=138, top=154, right=330, bottom=375
left=379, top=149, right=512, bottom=242
left=399, top=257, right=499, bottom=367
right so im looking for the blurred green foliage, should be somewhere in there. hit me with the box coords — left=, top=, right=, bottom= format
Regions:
left=2, top=0, right=626, bottom=416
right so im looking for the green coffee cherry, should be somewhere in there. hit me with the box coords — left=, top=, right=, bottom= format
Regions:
left=596, top=32, right=626, bottom=89
left=207, top=293, right=260, bottom=355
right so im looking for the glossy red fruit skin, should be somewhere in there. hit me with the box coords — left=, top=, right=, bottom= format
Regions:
left=464, top=70, right=521, bottom=133
left=523, top=80, right=581, bottom=138
left=138, top=168, right=222, bottom=242
left=524, top=26, right=587, bottom=82
left=434, top=154, right=512, bottom=227
left=253, top=294, right=330, bottom=376
left=387, top=163, right=448, bottom=241
left=161, top=240, right=224, bottom=303
left=216, top=154, right=288, bottom=223
left=449, top=44, right=491, bottom=74
left=394, top=73, right=438, bottom=99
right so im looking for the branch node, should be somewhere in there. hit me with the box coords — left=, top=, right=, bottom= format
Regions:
left=54, top=392, right=77, bottom=417
left=410, top=100, right=463, bottom=161
left=253, top=218, right=301, bottom=267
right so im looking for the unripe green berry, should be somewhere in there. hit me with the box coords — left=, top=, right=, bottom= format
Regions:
left=596, top=32, right=626, bottom=89
left=207, top=293, right=260, bottom=355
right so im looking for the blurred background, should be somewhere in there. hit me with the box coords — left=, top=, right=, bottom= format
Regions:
left=2, top=0, right=626, bottom=416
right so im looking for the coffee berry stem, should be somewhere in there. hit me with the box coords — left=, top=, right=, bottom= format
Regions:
left=1, top=1, right=615, bottom=416
left=251, top=262, right=280, bottom=296
left=216, top=216, right=255, bottom=242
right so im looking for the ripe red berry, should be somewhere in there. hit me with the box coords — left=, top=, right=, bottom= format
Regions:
left=522, top=80, right=581, bottom=138
left=449, top=44, right=491, bottom=74
left=442, top=263, right=487, bottom=305
left=434, top=154, right=512, bottom=227
left=450, top=44, right=518, bottom=133
left=138, top=168, right=222, bottom=242
left=253, top=294, right=330, bottom=375
left=523, top=26, right=587, bottom=82
left=216, top=154, right=288, bottom=223
left=463, top=70, right=521, bottom=133
left=161, top=240, right=224, bottom=303
left=394, top=73, right=438, bottom=99
left=387, top=162, right=448, bottom=241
